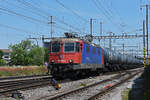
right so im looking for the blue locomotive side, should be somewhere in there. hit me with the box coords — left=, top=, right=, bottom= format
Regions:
left=81, top=42, right=103, bottom=64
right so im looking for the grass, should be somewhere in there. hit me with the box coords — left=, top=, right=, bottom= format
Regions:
left=143, top=66, right=150, bottom=100
left=0, top=66, right=47, bottom=77
left=144, top=91, right=150, bottom=100
left=122, top=89, right=130, bottom=100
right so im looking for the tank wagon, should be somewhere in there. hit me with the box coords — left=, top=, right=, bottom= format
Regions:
left=48, top=37, right=142, bottom=78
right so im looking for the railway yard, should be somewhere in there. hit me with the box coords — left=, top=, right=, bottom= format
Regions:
left=0, top=67, right=144, bottom=100
left=0, top=0, right=149, bottom=100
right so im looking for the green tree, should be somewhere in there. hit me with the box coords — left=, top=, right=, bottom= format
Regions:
left=0, top=50, right=3, bottom=59
left=0, top=59, right=6, bottom=66
left=9, top=40, right=43, bottom=65
left=9, top=40, right=31, bottom=65
left=9, top=39, right=50, bottom=66
left=0, top=50, right=6, bottom=66
left=29, top=46, right=43, bottom=66
left=44, top=48, right=49, bottom=62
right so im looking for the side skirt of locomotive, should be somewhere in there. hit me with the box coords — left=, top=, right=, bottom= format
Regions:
left=105, top=63, right=141, bottom=72
left=50, top=64, right=104, bottom=79
left=50, top=63, right=141, bottom=79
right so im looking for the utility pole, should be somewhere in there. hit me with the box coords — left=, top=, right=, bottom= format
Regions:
left=104, top=39, right=105, bottom=48
left=108, top=32, right=113, bottom=50
left=89, top=18, right=95, bottom=42
left=48, top=16, right=54, bottom=38
left=100, top=22, right=103, bottom=36
left=99, top=22, right=103, bottom=45
left=122, top=43, right=125, bottom=56
left=146, top=5, right=149, bottom=65
left=132, top=49, right=134, bottom=57
left=109, top=36, right=111, bottom=50
left=42, top=35, right=45, bottom=65
left=90, top=18, right=93, bottom=36
left=143, top=20, right=146, bottom=67
left=141, top=4, right=150, bottom=65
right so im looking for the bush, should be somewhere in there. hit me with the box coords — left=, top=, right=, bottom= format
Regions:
left=0, top=50, right=3, bottom=59
left=0, top=59, right=6, bottom=66
left=9, top=40, right=48, bottom=66
left=141, top=66, right=150, bottom=100
left=0, top=66, right=47, bottom=76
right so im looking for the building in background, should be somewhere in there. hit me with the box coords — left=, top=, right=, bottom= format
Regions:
left=0, top=49, right=12, bottom=64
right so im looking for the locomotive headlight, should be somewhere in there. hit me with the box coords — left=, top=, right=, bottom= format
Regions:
left=69, top=59, right=73, bottom=63
left=51, top=60, right=55, bottom=64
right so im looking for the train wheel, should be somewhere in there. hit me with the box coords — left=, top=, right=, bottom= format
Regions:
left=51, top=67, right=62, bottom=79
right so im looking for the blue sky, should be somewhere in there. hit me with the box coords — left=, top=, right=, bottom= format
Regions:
left=0, top=0, right=149, bottom=56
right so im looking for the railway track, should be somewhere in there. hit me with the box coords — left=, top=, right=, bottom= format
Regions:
left=37, top=69, right=142, bottom=100
left=0, top=74, right=76, bottom=96
left=0, top=74, right=51, bottom=81
left=0, top=67, right=143, bottom=99
left=87, top=71, right=141, bottom=100
left=0, top=75, right=51, bottom=96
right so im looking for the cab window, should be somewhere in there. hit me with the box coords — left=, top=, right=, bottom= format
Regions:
left=76, top=42, right=80, bottom=52
left=51, top=42, right=60, bottom=53
left=64, top=43, right=74, bottom=52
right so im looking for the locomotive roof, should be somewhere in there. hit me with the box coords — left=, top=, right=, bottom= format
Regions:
left=50, top=37, right=82, bottom=42
left=50, top=37, right=101, bottom=47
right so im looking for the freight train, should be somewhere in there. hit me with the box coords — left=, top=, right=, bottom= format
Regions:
left=48, top=34, right=143, bottom=79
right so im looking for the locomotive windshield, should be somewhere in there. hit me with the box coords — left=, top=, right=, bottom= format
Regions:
left=51, top=42, right=60, bottom=52
left=64, top=43, right=74, bottom=52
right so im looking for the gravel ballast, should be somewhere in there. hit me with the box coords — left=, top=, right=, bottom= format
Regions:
left=0, top=74, right=117, bottom=100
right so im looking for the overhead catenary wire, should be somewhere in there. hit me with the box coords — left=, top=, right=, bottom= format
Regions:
left=101, top=0, right=124, bottom=26
left=96, top=0, right=123, bottom=31
left=0, top=7, right=47, bottom=24
left=92, top=0, right=113, bottom=24
left=0, top=24, right=42, bottom=41
left=16, top=0, right=85, bottom=34
left=2, top=0, right=48, bottom=20
left=99, top=0, right=123, bottom=23
left=55, top=0, right=89, bottom=35
left=96, top=0, right=113, bottom=18
left=54, top=24, right=73, bottom=32
left=104, top=0, right=134, bottom=31
left=92, top=0, right=123, bottom=32
left=32, top=0, right=88, bottom=33
left=55, top=0, right=88, bottom=23
left=16, top=0, right=50, bottom=16
left=0, top=23, right=40, bottom=35
left=0, top=5, right=73, bottom=33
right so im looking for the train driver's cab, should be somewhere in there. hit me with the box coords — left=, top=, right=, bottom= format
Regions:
left=49, top=40, right=82, bottom=64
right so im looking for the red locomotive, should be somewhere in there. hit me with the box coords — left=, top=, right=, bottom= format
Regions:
left=48, top=33, right=142, bottom=79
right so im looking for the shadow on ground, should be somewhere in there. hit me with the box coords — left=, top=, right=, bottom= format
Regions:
left=129, top=66, right=150, bottom=100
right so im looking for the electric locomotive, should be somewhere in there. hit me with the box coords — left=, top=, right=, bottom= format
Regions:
left=48, top=33, right=143, bottom=78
